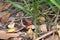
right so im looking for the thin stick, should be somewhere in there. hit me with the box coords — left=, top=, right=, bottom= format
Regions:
left=35, top=29, right=58, bottom=40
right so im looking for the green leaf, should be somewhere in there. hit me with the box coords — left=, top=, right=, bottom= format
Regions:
left=6, top=0, right=33, bottom=16
left=50, top=0, right=60, bottom=9
left=44, top=0, right=57, bottom=14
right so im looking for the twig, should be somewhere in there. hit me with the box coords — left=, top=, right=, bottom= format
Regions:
left=54, top=10, right=59, bottom=25
left=35, top=29, right=58, bottom=40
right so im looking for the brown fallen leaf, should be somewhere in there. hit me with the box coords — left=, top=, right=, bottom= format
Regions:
left=54, top=35, right=59, bottom=40
left=0, top=11, right=8, bottom=18
left=0, top=3, right=4, bottom=12
left=1, top=13, right=11, bottom=24
left=0, top=0, right=6, bottom=2
left=3, top=3, right=12, bottom=10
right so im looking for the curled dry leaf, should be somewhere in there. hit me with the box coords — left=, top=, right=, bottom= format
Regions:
left=26, top=28, right=34, bottom=35
left=39, top=24, right=47, bottom=32
left=39, top=16, right=45, bottom=23
left=8, top=20, right=16, bottom=33
left=8, top=20, right=15, bottom=28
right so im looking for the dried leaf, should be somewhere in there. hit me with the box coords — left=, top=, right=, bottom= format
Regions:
left=39, top=16, right=45, bottom=23
left=13, top=38, right=20, bottom=40
left=0, top=12, right=8, bottom=17
left=57, top=24, right=60, bottom=37
left=8, top=20, right=15, bottom=28
left=39, top=24, right=47, bottom=32
left=1, top=13, right=10, bottom=24
left=0, top=3, right=4, bottom=12
left=3, top=3, right=11, bottom=10
left=54, top=35, right=59, bottom=40
left=27, top=28, right=34, bottom=35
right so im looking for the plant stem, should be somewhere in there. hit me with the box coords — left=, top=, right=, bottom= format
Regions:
left=34, top=18, right=39, bottom=38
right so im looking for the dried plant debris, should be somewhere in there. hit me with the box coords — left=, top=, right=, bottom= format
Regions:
left=1, top=12, right=11, bottom=24
left=0, top=0, right=60, bottom=40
